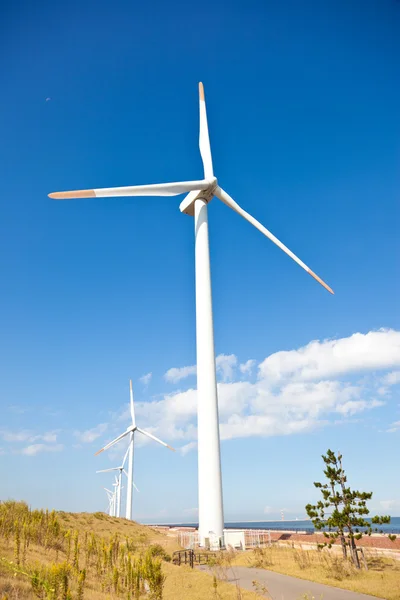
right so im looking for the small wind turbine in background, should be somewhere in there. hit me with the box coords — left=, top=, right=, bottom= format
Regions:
left=97, top=446, right=139, bottom=518
left=49, top=83, right=333, bottom=547
left=104, top=487, right=115, bottom=517
left=94, top=380, right=174, bottom=520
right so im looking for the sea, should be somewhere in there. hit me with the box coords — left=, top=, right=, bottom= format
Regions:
left=158, top=517, right=400, bottom=535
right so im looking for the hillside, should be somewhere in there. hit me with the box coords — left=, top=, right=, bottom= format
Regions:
left=0, top=501, right=259, bottom=599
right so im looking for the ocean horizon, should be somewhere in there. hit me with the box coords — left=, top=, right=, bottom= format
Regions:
left=148, top=517, right=400, bottom=534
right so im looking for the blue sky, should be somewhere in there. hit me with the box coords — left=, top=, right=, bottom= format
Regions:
left=1, top=0, right=399, bottom=522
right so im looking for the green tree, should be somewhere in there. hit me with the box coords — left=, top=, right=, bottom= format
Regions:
left=305, top=449, right=394, bottom=568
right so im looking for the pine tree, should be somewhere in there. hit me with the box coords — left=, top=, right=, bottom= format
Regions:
left=305, top=449, right=394, bottom=568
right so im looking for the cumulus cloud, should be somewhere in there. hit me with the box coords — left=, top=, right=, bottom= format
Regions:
left=216, top=354, right=237, bottom=382
left=240, top=359, right=256, bottom=375
left=258, top=329, right=400, bottom=384
left=110, top=329, right=400, bottom=453
left=164, top=365, right=197, bottom=383
left=74, top=423, right=108, bottom=444
left=139, top=372, right=152, bottom=386
left=21, top=443, right=63, bottom=456
left=379, top=500, right=397, bottom=511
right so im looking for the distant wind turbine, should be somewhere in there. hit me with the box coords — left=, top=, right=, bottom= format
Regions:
left=94, top=380, right=174, bottom=520
left=104, top=487, right=115, bottom=517
left=97, top=446, right=139, bottom=518
left=49, top=83, right=333, bottom=547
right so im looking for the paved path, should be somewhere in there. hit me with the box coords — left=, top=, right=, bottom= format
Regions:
left=197, top=565, right=384, bottom=600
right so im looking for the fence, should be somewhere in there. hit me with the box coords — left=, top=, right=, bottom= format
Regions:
left=178, top=529, right=272, bottom=550
left=172, top=550, right=216, bottom=568
left=244, top=529, right=272, bottom=548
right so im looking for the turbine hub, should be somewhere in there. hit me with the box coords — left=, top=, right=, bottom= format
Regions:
left=179, top=178, right=218, bottom=216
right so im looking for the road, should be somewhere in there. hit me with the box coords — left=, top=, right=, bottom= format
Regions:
left=197, top=565, right=385, bottom=599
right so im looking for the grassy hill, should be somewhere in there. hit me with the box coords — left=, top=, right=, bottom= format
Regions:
left=0, top=501, right=259, bottom=600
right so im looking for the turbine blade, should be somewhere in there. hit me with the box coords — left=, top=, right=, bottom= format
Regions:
left=136, top=427, right=175, bottom=451
left=215, top=187, right=334, bottom=295
left=129, top=380, right=136, bottom=428
left=94, top=430, right=130, bottom=456
left=96, top=468, right=119, bottom=473
left=123, top=469, right=129, bottom=478
left=122, top=444, right=130, bottom=469
left=48, top=180, right=209, bottom=200
left=133, top=482, right=140, bottom=493
left=198, top=82, right=213, bottom=179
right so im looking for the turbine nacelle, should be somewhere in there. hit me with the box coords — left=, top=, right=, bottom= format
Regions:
left=179, top=178, right=218, bottom=216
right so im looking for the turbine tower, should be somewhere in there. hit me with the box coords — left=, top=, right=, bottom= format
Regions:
left=49, top=83, right=333, bottom=547
left=94, top=380, right=174, bottom=520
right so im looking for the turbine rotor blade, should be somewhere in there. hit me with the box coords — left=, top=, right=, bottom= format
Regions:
left=129, top=379, right=136, bottom=427
left=94, top=429, right=130, bottom=456
left=198, top=82, right=213, bottom=179
left=136, top=427, right=175, bottom=451
left=48, top=180, right=209, bottom=200
left=215, top=187, right=334, bottom=295
left=122, top=445, right=130, bottom=469
left=96, top=468, right=119, bottom=473
left=133, top=482, right=140, bottom=493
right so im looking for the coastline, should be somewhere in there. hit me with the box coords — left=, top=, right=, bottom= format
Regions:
left=149, top=525, right=400, bottom=552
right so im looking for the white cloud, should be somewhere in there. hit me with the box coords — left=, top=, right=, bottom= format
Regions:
left=386, top=420, right=400, bottom=433
left=258, top=329, right=400, bottom=384
left=21, top=443, right=63, bottom=456
left=40, top=432, right=58, bottom=443
left=240, top=359, right=256, bottom=375
left=263, top=506, right=272, bottom=514
left=110, top=329, right=400, bottom=453
left=164, top=365, right=197, bottom=383
left=164, top=354, right=238, bottom=384
left=335, top=399, right=385, bottom=416
left=0, top=430, right=59, bottom=444
left=140, top=372, right=152, bottom=386
left=1, top=430, right=32, bottom=442
left=383, top=371, right=400, bottom=386
left=74, top=423, right=108, bottom=444
left=180, top=441, right=197, bottom=456
left=216, top=354, right=237, bottom=382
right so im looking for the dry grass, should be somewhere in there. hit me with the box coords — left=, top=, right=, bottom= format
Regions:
left=162, top=563, right=259, bottom=600
left=0, top=501, right=259, bottom=600
left=232, top=544, right=400, bottom=600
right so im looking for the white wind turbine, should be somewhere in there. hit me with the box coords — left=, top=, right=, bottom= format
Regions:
left=49, top=83, right=334, bottom=547
left=94, top=380, right=174, bottom=520
left=104, top=487, right=115, bottom=517
left=97, top=446, right=139, bottom=518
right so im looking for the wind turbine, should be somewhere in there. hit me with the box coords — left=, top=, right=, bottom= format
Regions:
left=49, top=83, right=334, bottom=547
left=104, top=487, right=115, bottom=517
left=97, top=446, right=139, bottom=518
left=94, top=380, right=174, bottom=520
